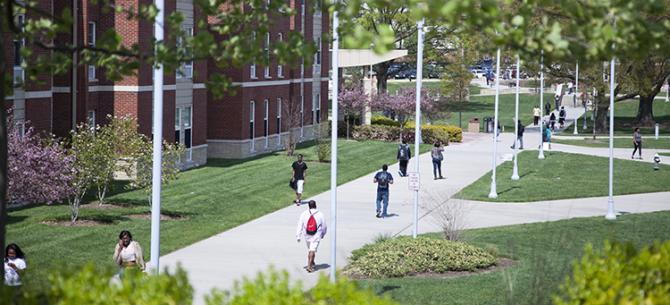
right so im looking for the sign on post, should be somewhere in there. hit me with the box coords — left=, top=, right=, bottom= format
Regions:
left=408, top=172, right=420, bottom=191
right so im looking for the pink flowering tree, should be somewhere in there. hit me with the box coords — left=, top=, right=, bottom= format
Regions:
left=338, top=86, right=369, bottom=139
left=7, top=123, right=75, bottom=206
left=372, top=87, right=436, bottom=128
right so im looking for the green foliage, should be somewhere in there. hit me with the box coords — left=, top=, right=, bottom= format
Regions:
left=371, top=115, right=400, bottom=127
left=315, top=137, right=331, bottom=163
left=207, top=268, right=399, bottom=305
left=352, top=125, right=403, bottom=142
left=405, top=123, right=463, bottom=143
left=553, top=241, right=670, bottom=305
left=345, top=236, right=496, bottom=278
left=354, top=124, right=463, bottom=144
left=130, top=140, right=186, bottom=205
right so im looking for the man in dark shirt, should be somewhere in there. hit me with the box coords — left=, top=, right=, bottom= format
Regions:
left=292, top=154, right=308, bottom=205
left=373, top=164, right=394, bottom=218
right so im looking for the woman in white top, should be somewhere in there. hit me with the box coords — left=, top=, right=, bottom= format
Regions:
left=113, top=230, right=145, bottom=272
left=4, top=243, right=27, bottom=286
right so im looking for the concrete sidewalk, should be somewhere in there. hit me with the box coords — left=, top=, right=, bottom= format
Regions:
left=162, top=131, right=670, bottom=305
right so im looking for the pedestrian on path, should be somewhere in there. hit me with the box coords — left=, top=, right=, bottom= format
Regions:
left=291, top=154, right=308, bottom=205
left=113, top=230, right=146, bottom=276
left=558, top=106, right=566, bottom=128
left=511, top=120, right=524, bottom=150
left=4, top=243, right=26, bottom=286
left=545, top=102, right=551, bottom=116
left=295, top=200, right=326, bottom=273
left=544, top=126, right=552, bottom=150
left=397, top=139, right=411, bottom=177
left=431, top=142, right=445, bottom=180
left=374, top=164, right=394, bottom=218
left=549, top=112, right=557, bottom=131
left=533, top=106, right=541, bottom=126
left=632, top=127, right=643, bottom=159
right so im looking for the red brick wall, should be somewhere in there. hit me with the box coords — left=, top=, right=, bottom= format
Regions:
left=193, top=89, right=207, bottom=146
left=25, top=99, right=53, bottom=133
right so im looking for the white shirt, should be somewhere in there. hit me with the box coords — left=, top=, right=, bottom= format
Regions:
left=4, top=258, right=26, bottom=286
left=296, top=208, right=327, bottom=242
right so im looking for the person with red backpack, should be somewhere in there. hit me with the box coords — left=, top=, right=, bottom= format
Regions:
left=295, top=200, right=327, bottom=273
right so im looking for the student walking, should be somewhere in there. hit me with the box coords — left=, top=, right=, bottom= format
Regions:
left=291, top=154, right=308, bottom=205
left=510, top=120, right=525, bottom=149
left=544, top=126, right=552, bottom=150
left=533, top=106, right=541, bottom=126
left=545, top=101, right=551, bottom=116
left=374, top=164, right=394, bottom=218
left=558, top=106, right=566, bottom=128
left=431, top=142, right=445, bottom=180
left=549, top=112, right=557, bottom=131
left=4, top=244, right=26, bottom=286
left=397, top=140, right=411, bottom=177
left=632, top=127, right=643, bottom=159
left=295, top=200, right=326, bottom=273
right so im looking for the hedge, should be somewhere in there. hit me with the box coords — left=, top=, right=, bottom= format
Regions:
left=354, top=124, right=463, bottom=144
left=344, top=236, right=496, bottom=278
left=371, top=115, right=401, bottom=127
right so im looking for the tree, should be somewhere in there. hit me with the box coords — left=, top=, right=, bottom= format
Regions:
left=7, top=123, right=75, bottom=206
left=338, top=85, right=369, bottom=139
left=67, top=124, right=99, bottom=222
left=128, top=141, right=185, bottom=206
left=371, top=87, right=435, bottom=129
left=282, top=97, right=302, bottom=156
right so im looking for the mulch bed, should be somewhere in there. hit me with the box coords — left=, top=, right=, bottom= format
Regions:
left=41, top=219, right=113, bottom=227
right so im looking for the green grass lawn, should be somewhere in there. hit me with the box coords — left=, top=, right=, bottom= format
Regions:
left=357, top=211, right=670, bottom=305
left=577, top=99, right=670, bottom=135
left=661, top=152, right=670, bottom=157
left=456, top=150, right=670, bottom=202
left=7, top=140, right=430, bottom=289
left=386, top=81, right=481, bottom=96
left=553, top=137, right=670, bottom=149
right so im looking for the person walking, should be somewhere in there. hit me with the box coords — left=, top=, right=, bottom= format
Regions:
left=549, top=112, right=557, bottom=131
left=544, top=101, right=551, bottom=116
left=558, top=106, right=566, bottom=128
left=4, top=244, right=26, bottom=287
left=113, top=230, right=146, bottom=279
left=632, top=127, right=643, bottom=159
left=374, top=164, right=394, bottom=218
left=544, top=125, right=552, bottom=150
left=431, top=142, right=445, bottom=180
left=295, top=200, right=326, bottom=273
left=532, top=106, right=541, bottom=126
left=511, top=120, right=525, bottom=149
left=397, top=140, right=411, bottom=177
left=291, top=154, right=308, bottom=205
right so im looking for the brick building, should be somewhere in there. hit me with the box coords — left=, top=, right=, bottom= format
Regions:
left=4, top=0, right=329, bottom=165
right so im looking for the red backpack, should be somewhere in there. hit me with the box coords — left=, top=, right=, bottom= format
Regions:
left=306, top=212, right=318, bottom=235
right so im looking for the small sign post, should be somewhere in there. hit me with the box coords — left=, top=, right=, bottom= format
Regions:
left=408, top=172, right=420, bottom=191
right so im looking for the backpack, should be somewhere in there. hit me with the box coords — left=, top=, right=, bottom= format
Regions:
left=377, top=172, right=390, bottom=188
left=559, top=110, right=566, bottom=118
left=306, top=212, right=318, bottom=235
left=398, top=145, right=409, bottom=160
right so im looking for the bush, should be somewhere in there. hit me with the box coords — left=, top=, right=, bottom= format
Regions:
left=406, top=123, right=463, bottom=143
left=553, top=241, right=670, bottom=305
left=371, top=115, right=400, bottom=127
left=315, top=137, right=331, bottom=162
left=207, top=268, right=399, bottom=305
left=352, top=125, right=403, bottom=142
left=345, top=236, right=496, bottom=278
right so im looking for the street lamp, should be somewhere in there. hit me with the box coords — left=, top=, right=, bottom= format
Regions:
left=511, top=55, right=520, bottom=181
left=329, top=0, right=339, bottom=282
left=605, top=56, right=616, bottom=220
left=488, top=48, right=502, bottom=199
left=538, top=52, right=545, bottom=160
left=573, top=62, right=579, bottom=135
left=412, top=19, right=425, bottom=237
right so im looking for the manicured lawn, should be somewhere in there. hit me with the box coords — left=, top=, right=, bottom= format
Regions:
left=553, top=137, right=670, bottom=149
left=661, top=152, right=670, bottom=157
left=7, top=140, right=430, bottom=289
left=387, top=81, right=482, bottom=96
left=456, top=150, right=670, bottom=202
left=357, top=211, right=670, bottom=305
left=577, top=99, right=670, bottom=135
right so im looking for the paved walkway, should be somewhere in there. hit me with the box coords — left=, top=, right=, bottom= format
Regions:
left=162, top=129, right=670, bottom=305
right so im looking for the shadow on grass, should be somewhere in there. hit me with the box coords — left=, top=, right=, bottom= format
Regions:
left=497, top=186, right=521, bottom=196
left=378, top=285, right=402, bottom=294
left=44, top=213, right=127, bottom=224
left=6, top=214, right=28, bottom=225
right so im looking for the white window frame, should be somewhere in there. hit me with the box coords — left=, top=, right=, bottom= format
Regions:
left=15, top=120, right=25, bottom=138
left=314, top=94, right=321, bottom=124
left=315, top=0, right=322, bottom=16
left=264, top=99, right=269, bottom=148
left=13, top=14, right=25, bottom=85
left=250, top=100, right=255, bottom=152
left=177, top=26, right=194, bottom=79
left=88, top=64, right=96, bottom=81
left=315, top=36, right=322, bottom=66
left=277, top=33, right=284, bottom=78
left=264, top=33, right=271, bottom=78
left=250, top=32, right=257, bottom=79
left=276, top=97, right=282, bottom=147
left=88, top=21, right=96, bottom=47
left=87, top=110, right=96, bottom=129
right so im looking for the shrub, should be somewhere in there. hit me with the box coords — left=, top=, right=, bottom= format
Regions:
left=352, top=125, right=403, bottom=142
left=352, top=124, right=463, bottom=144
left=371, top=115, right=400, bottom=127
left=345, top=236, right=496, bottom=278
left=315, top=137, right=331, bottom=162
left=207, top=268, right=399, bottom=305
left=406, top=123, right=463, bottom=143
left=553, top=241, right=670, bottom=305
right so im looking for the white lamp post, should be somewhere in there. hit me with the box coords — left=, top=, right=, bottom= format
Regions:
left=511, top=54, right=520, bottom=181
left=149, top=0, right=165, bottom=274
left=538, top=52, right=545, bottom=160
left=412, top=19, right=425, bottom=237
left=488, top=48, right=501, bottom=199
left=573, top=62, right=579, bottom=135
left=605, top=57, right=616, bottom=220
left=329, top=0, right=339, bottom=282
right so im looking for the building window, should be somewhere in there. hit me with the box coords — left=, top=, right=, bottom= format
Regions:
left=175, top=106, right=193, bottom=160
left=300, top=95, right=304, bottom=137
left=250, top=32, right=257, bottom=79
left=301, top=0, right=305, bottom=17
left=250, top=100, right=255, bottom=152
left=13, top=14, right=25, bottom=85
left=87, top=22, right=97, bottom=81
left=87, top=110, right=96, bottom=129
left=88, top=65, right=96, bottom=81
left=264, top=99, right=269, bottom=148
left=277, top=33, right=284, bottom=78
left=314, top=94, right=321, bottom=124
left=315, top=0, right=322, bottom=16
left=15, top=121, right=25, bottom=138
left=315, top=36, right=321, bottom=66
left=177, top=26, right=193, bottom=79
left=276, top=97, right=282, bottom=147
left=264, top=33, right=271, bottom=78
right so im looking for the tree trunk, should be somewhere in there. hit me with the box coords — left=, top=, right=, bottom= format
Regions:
left=635, top=95, right=656, bottom=127
left=97, top=184, right=108, bottom=205
left=0, top=16, right=8, bottom=273
left=374, top=62, right=391, bottom=94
